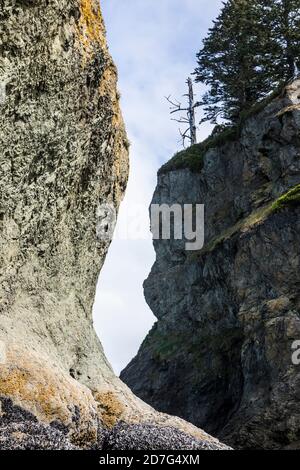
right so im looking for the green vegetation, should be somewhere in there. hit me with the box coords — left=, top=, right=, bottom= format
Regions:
left=152, top=333, right=187, bottom=362
left=271, top=184, right=300, bottom=212
left=238, top=84, right=285, bottom=121
left=148, top=328, right=201, bottom=364
left=144, top=323, right=242, bottom=371
left=158, top=144, right=205, bottom=174
left=140, top=186, right=300, bottom=368
left=185, top=184, right=300, bottom=261
left=159, top=82, right=285, bottom=175
left=142, top=327, right=189, bottom=362
left=203, top=184, right=300, bottom=253
left=161, top=1, right=299, bottom=174
left=159, top=126, right=237, bottom=174
left=194, top=0, right=300, bottom=124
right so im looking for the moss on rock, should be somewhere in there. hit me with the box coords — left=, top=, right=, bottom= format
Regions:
left=271, top=184, right=300, bottom=212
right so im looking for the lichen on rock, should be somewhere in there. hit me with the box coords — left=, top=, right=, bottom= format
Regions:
left=0, top=0, right=228, bottom=450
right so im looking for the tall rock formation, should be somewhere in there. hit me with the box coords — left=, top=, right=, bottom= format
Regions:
left=0, top=0, right=227, bottom=450
left=122, top=80, right=300, bottom=449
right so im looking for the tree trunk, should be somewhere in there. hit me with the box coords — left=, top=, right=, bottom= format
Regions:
left=187, top=78, right=197, bottom=146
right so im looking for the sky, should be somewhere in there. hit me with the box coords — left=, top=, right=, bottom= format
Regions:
left=93, top=0, right=223, bottom=375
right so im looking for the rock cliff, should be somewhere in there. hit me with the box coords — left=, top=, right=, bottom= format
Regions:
left=0, top=0, right=227, bottom=450
left=121, top=80, right=300, bottom=449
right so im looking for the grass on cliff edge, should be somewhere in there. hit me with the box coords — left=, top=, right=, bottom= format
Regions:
left=271, top=184, right=300, bottom=212
left=158, top=127, right=237, bottom=175
left=159, top=84, right=285, bottom=176
left=187, top=183, right=300, bottom=260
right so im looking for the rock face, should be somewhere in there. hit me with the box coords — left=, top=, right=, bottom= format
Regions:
left=0, top=0, right=229, bottom=450
left=121, top=80, right=300, bottom=449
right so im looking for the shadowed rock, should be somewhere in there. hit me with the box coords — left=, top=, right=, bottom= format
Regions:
left=0, top=0, right=229, bottom=450
left=122, top=80, right=300, bottom=450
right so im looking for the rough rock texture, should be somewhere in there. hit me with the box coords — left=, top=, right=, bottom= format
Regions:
left=0, top=397, right=228, bottom=451
left=122, top=80, right=300, bottom=449
left=0, top=398, right=229, bottom=452
left=0, top=0, right=228, bottom=450
left=102, top=422, right=227, bottom=451
left=0, top=397, right=78, bottom=450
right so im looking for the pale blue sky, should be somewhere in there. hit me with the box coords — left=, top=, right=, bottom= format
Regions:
left=94, top=0, right=223, bottom=374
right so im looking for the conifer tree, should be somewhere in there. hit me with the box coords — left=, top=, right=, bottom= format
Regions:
left=271, top=0, right=300, bottom=79
left=194, top=0, right=300, bottom=125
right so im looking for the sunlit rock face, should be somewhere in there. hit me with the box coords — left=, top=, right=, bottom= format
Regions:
left=122, top=80, right=300, bottom=450
left=0, top=0, right=228, bottom=450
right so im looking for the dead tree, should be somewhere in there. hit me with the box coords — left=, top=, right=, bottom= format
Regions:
left=166, top=77, right=199, bottom=147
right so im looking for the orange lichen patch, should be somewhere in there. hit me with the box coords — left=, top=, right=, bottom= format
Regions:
left=76, top=0, right=106, bottom=56
left=99, top=65, right=117, bottom=100
left=94, top=390, right=124, bottom=428
left=98, top=62, right=123, bottom=125
left=0, top=344, right=99, bottom=443
left=0, top=364, right=69, bottom=423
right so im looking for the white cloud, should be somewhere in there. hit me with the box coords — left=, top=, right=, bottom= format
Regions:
left=94, top=0, right=223, bottom=374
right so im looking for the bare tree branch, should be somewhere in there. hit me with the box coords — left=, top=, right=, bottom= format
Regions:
left=166, top=78, right=201, bottom=148
left=165, top=95, right=189, bottom=114
left=171, top=117, right=190, bottom=124
left=179, top=127, right=190, bottom=148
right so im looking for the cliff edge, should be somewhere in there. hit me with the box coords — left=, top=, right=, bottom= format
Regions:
left=122, top=80, right=300, bottom=449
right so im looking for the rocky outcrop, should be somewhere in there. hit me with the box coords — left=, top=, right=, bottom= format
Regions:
left=0, top=0, right=229, bottom=450
left=121, top=80, right=300, bottom=449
